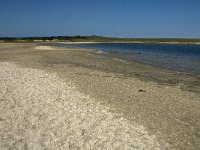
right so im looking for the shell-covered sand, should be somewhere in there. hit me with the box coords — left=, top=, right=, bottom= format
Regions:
left=0, top=62, right=164, bottom=149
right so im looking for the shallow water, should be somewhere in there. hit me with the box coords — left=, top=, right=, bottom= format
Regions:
left=56, top=43, right=200, bottom=75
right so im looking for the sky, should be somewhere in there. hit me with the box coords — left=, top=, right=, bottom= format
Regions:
left=0, top=0, right=200, bottom=38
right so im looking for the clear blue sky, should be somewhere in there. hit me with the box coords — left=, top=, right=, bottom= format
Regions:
left=0, top=0, right=200, bottom=38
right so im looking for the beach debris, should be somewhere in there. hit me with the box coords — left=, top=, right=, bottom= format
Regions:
left=138, top=89, right=146, bottom=92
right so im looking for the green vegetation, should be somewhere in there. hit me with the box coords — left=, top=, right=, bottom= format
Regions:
left=0, top=35, right=200, bottom=43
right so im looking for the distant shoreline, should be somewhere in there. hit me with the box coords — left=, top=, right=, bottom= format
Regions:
left=1, top=35, right=200, bottom=44
left=1, top=41, right=200, bottom=46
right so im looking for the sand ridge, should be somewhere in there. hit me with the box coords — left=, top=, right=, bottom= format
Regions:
left=0, top=62, right=167, bottom=149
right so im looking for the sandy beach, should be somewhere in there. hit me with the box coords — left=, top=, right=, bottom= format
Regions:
left=0, top=43, right=200, bottom=150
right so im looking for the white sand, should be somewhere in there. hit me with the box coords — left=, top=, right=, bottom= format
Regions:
left=34, top=46, right=58, bottom=50
left=34, top=46, right=88, bottom=51
left=0, top=62, right=167, bottom=149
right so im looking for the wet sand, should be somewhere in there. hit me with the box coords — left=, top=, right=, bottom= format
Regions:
left=0, top=43, right=200, bottom=149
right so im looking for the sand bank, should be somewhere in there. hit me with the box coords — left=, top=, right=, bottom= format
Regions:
left=0, top=62, right=164, bottom=149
